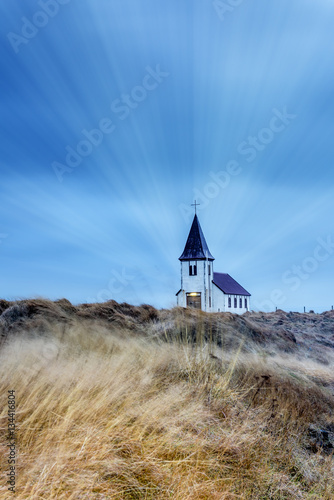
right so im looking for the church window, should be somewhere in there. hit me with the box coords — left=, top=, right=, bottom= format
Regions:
left=239, top=298, right=242, bottom=308
left=209, top=296, right=211, bottom=307
left=189, top=263, right=197, bottom=276
left=245, top=298, right=247, bottom=309
left=234, top=297, right=237, bottom=308
left=208, top=264, right=211, bottom=275
left=228, top=296, right=231, bottom=308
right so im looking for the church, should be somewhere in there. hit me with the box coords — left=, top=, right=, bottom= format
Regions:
left=176, top=211, right=251, bottom=313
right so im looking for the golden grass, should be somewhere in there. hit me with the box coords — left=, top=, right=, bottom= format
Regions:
left=0, top=321, right=333, bottom=499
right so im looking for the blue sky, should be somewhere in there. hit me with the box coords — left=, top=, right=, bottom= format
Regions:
left=1, top=0, right=334, bottom=312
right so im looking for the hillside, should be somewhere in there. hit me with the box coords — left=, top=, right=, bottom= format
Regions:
left=1, top=298, right=334, bottom=363
left=0, top=299, right=333, bottom=499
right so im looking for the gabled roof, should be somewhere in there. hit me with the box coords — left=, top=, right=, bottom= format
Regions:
left=179, top=214, right=214, bottom=261
left=213, top=272, right=251, bottom=296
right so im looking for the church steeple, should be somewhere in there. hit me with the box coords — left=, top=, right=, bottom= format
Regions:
left=179, top=214, right=215, bottom=261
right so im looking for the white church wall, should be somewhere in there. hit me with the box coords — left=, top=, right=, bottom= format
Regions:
left=212, top=286, right=250, bottom=314
left=228, top=294, right=248, bottom=314
left=180, top=260, right=214, bottom=312
left=176, top=289, right=185, bottom=307
left=212, top=284, right=226, bottom=312
left=206, top=260, right=214, bottom=312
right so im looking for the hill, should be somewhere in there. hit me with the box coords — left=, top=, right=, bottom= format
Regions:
left=0, top=299, right=333, bottom=498
left=1, top=298, right=334, bottom=364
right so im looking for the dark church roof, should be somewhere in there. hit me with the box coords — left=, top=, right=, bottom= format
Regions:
left=213, top=272, right=251, bottom=296
left=179, top=214, right=215, bottom=261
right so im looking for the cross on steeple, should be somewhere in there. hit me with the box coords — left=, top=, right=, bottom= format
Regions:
left=191, top=200, right=200, bottom=214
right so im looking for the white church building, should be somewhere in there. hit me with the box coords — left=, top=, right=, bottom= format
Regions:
left=176, top=213, right=251, bottom=314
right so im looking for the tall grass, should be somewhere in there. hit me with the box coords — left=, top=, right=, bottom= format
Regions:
left=0, top=319, right=333, bottom=499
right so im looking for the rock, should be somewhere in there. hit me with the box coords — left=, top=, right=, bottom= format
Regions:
left=307, top=425, right=334, bottom=455
left=0, top=304, right=29, bottom=325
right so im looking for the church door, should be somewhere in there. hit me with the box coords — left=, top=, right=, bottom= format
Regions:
left=186, top=293, right=201, bottom=309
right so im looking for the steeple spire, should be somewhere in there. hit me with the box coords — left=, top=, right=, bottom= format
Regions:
left=179, top=214, right=214, bottom=261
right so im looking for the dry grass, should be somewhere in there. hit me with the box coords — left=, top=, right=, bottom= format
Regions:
left=0, top=316, right=334, bottom=499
